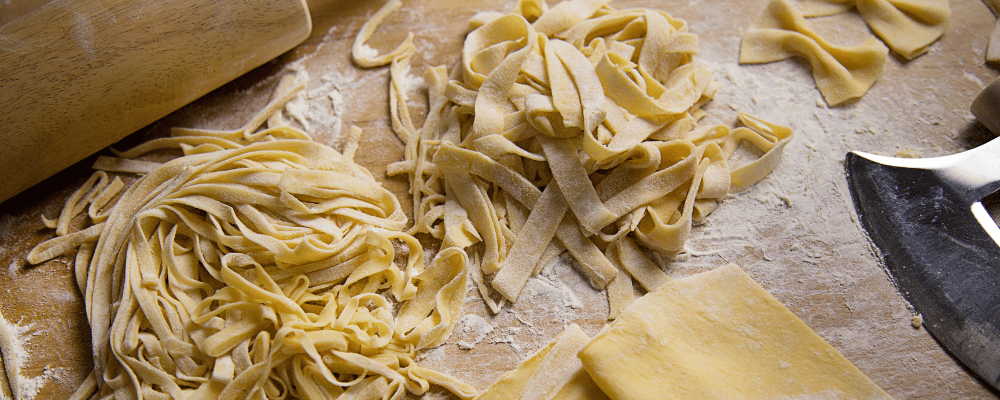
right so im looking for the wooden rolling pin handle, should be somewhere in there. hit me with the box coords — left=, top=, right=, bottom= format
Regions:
left=0, top=0, right=312, bottom=203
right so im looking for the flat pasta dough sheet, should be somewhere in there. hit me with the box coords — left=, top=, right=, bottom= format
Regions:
left=578, top=264, right=892, bottom=400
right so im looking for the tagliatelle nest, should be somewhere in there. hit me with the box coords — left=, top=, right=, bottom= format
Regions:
left=29, top=77, right=476, bottom=400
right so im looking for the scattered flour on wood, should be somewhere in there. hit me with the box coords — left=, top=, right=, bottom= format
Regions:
left=455, top=314, right=494, bottom=350
left=963, top=71, right=985, bottom=87
left=534, top=272, right=583, bottom=310
left=282, top=69, right=346, bottom=142
left=0, top=316, right=62, bottom=400
left=395, top=64, right=428, bottom=95
left=488, top=327, right=523, bottom=353
left=415, top=343, right=449, bottom=364
left=18, top=365, right=61, bottom=400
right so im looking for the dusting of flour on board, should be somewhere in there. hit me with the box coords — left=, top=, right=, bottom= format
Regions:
left=0, top=315, right=66, bottom=400
left=455, top=314, right=494, bottom=350
left=280, top=66, right=348, bottom=147
left=416, top=253, right=611, bottom=389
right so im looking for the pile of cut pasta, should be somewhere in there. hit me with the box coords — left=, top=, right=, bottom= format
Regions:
left=26, top=0, right=800, bottom=398
left=28, top=76, right=476, bottom=399
left=365, top=0, right=794, bottom=316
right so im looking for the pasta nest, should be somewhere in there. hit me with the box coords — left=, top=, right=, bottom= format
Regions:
left=30, top=120, right=475, bottom=399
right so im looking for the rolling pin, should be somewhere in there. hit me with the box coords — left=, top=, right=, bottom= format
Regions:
left=0, top=0, right=312, bottom=204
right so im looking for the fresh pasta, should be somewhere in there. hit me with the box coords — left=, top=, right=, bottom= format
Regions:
left=795, top=0, right=950, bottom=60
left=740, top=0, right=889, bottom=106
left=27, top=0, right=805, bottom=396
left=28, top=76, right=477, bottom=400
left=741, top=0, right=950, bottom=105
left=377, top=0, right=795, bottom=317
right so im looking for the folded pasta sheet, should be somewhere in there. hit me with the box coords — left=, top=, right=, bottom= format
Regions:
left=578, top=264, right=891, bottom=400
left=741, top=0, right=950, bottom=105
left=740, top=0, right=888, bottom=106
left=797, top=0, right=950, bottom=60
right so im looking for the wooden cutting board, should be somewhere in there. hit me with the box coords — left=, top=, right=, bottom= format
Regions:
left=1, top=0, right=998, bottom=398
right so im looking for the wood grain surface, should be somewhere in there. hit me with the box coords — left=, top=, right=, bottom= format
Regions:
left=0, top=0, right=311, bottom=203
left=1, top=0, right=999, bottom=398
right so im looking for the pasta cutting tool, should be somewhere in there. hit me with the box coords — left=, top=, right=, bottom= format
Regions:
left=845, top=77, right=1000, bottom=391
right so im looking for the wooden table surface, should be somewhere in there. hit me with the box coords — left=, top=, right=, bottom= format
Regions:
left=2, top=0, right=1000, bottom=398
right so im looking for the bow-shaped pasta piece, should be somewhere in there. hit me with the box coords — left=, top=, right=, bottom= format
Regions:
left=797, top=0, right=950, bottom=59
left=741, top=0, right=889, bottom=106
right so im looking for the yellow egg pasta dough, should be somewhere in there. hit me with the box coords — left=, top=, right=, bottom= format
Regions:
left=578, top=264, right=892, bottom=400
left=796, top=0, right=950, bottom=60
left=351, top=0, right=416, bottom=68
left=982, top=0, right=1000, bottom=63
left=29, top=76, right=478, bottom=400
left=740, top=0, right=889, bottom=106
left=741, top=0, right=950, bottom=105
left=376, top=0, right=794, bottom=318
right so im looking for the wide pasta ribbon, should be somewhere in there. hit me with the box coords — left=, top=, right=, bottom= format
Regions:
left=741, top=0, right=889, bottom=106
left=796, top=0, right=951, bottom=60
